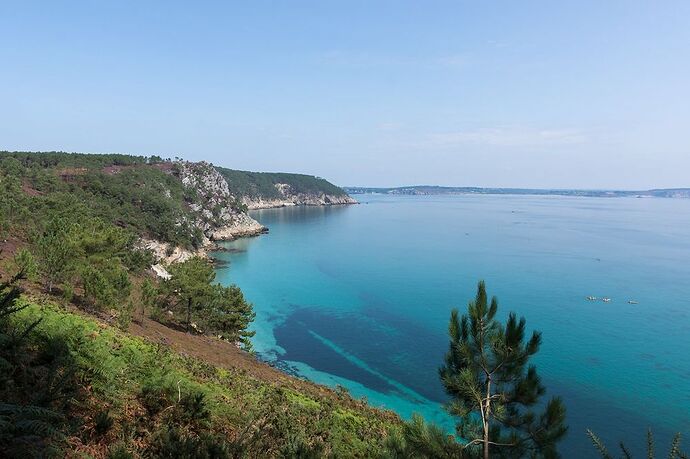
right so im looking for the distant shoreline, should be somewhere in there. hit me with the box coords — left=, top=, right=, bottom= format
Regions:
left=343, top=186, right=690, bottom=199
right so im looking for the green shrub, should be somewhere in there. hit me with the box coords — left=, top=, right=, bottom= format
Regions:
left=117, top=301, right=135, bottom=331
left=139, top=380, right=174, bottom=416
left=94, top=410, right=114, bottom=436
left=81, top=264, right=131, bottom=311
left=149, top=427, right=230, bottom=459
left=177, top=391, right=210, bottom=425
left=61, top=283, right=74, bottom=302
left=106, top=442, right=135, bottom=459
left=12, top=249, right=38, bottom=280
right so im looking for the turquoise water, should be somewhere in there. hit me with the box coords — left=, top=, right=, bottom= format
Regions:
left=214, top=194, right=690, bottom=456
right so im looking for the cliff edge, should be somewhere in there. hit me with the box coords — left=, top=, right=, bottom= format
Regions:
left=216, top=167, right=357, bottom=210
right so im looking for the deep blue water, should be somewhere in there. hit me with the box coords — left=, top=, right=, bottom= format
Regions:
left=213, top=194, right=690, bottom=457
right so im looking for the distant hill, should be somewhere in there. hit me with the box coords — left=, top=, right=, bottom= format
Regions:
left=344, top=185, right=690, bottom=199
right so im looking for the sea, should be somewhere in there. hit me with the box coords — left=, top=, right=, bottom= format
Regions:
left=213, top=194, right=690, bottom=457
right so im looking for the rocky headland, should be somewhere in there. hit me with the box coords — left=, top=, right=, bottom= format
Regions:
left=242, top=185, right=358, bottom=210
left=143, top=160, right=354, bottom=272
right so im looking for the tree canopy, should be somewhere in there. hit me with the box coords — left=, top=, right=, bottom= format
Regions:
left=157, top=257, right=255, bottom=347
left=439, top=281, right=567, bottom=459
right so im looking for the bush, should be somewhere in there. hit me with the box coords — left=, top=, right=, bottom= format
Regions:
left=5, top=296, right=397, bottom=457
left=81, top=264, right=131, bottom=311
left=61, top=283, right=74, bottom=303
left=93, top=410, right=114, bottom=436
left=106, top=442, right=135, bottom=459
left=12, top=249, right=38, bottom=280
left=116, top=301, right=135, bottom=331
left=177, top=391, right=210, bottom=425
left=149, top=427, right=230, bottom=459
left=139, top=380, right=174, bottom=416
left=216, top=167, right=348, bottom=200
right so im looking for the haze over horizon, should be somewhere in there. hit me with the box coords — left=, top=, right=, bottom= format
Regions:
left=1, top=1, right=688, bottom=189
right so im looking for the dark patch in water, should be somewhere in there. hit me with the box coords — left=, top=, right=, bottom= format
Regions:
left=211, top=258, right=230, bottom=269
left=345, top=302, right=445, bottom=401
left=274, top=311, right=399, bottom=394
left=357, top=298, right=448, bottom=401
left=213, top=247, right=247, bottom=254
left=271, top=304, right=684, bottom=458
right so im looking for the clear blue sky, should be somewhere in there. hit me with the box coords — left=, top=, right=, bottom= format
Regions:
left=1, top=1, right=688, bottom=189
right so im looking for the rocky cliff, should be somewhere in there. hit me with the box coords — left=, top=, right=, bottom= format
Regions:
left=242, top=183, right=358, bottom=209
left=173, top=161, right=267, bottom=243
left=144, top=161, right=355, bottom=265
left=215, top=167, right=357, bottom=210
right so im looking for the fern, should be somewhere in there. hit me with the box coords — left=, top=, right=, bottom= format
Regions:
left=0, top=274, right=67, bottom=456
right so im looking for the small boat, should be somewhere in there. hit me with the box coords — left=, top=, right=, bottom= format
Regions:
left=628, top=300, right=639, bottom=305
left=586, top=296, right=597, bottom=301
left=602, top=297, right=612, bottom=303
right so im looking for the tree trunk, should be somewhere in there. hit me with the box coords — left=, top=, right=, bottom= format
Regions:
left=186, top=297, right=192, bottom=331
left=484, top=379, right=492, bottom=459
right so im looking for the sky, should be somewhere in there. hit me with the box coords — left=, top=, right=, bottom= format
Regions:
left=1, top=1, right=689, bottom=189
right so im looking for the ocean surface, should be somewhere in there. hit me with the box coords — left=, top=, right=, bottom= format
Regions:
left=213, top=194, right=690, bottom=457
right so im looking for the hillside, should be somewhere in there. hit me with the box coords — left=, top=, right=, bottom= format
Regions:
left=0, top=152, right=267, bottom=251
left=216, top=167, right=357, bottom=209
left=0, top=296, right=398, bottom=457
left=0, top=151, right=394, bottom=458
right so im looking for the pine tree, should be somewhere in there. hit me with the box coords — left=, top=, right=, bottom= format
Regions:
left=383, top=414, right=466, bottom=458
left=439, top=281, right=567, bottom=459
left=35, top=217, right=75, bottom=293
left=163, top=257, right=215, bottom=329
left=207, top=284, right=256, bottom=347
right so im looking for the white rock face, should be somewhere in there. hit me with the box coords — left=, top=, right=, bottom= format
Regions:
left=174, top=161, right=267, bottom=241
left=139, top=161, right=355, bottom=269
left=242, top=183, right=358, bottom=210
left=140, top=238, right=207, bottom=264
left=151, top=263, right=172, bottom=280
left=210, top=212, right=267, bottom=240
left=138, top=161, right=269, bottom=269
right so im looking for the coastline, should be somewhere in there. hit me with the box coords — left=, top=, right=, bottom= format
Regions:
left=145, top=198, right=357, bottom=269
left=242, top=194, right=358, bottom=210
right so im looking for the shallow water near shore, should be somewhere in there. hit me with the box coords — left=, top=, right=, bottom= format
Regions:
left=213, top=194, right=690, bottom=456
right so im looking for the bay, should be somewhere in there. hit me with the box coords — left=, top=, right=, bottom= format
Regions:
left=213, top=194, right=690, bottom=457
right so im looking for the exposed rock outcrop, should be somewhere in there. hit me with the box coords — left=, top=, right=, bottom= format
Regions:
left=242, top=183, right=358, bottom=210
left=140, top=238, right=207, bottom=264
left=174, top=161, right=266, bottom=241
left=151, top=263, right=172, bottom=280
left=140, top=162, right=268, bottom=274
left=140, top=161, right=355, bottom=272
left=210, top=212, right=268, bottom=240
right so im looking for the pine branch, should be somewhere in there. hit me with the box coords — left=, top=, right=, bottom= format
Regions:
left=668, top=433, right=682, bottom=459
left=620, top=441, right=633, bottom=459
left=587, top=429, right=614, bottom=459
